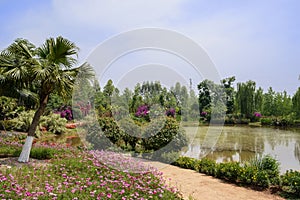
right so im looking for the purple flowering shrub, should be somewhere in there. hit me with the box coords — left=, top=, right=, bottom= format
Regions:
left=254, top=112, right=262, bottom=118
left=200, top=111, right=207, bottom=117
left=54, top=106, right=73, bottom=121
left=134, top=105, right=150, bottom=122
left=135, top=105, right=149, bottom=117
left=252, top=112, right=262, bottom=122
left=166, top=108, right=176, bottom=117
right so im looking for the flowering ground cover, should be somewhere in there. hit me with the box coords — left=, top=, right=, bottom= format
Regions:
left=0, top=140, right=182, bottom=199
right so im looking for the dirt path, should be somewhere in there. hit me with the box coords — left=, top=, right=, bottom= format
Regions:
left=146, top=162, right=284, bottom=200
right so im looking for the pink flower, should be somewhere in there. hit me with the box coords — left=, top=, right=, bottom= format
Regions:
left=107, top=193, right=112, bottom=198
left=25, top=191, right=32, bottom=196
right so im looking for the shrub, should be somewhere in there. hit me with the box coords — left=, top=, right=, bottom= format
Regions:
left=216, top=162, right=241, bottom=182
left=195, top=158, right=217, bottom=176
left=173, top=157, right=196, bottom=170
left=9, top=110, right=35, bottom=132
left=236, top=118, right=250, bottom=124
left=0, top=96, right=25, bottom=120
left=173, top=155, right=280, bottom=189
left=86, top=117, right=188, bottom=157
left=260, top=117, right=273, bottom=125
left=118, top=118, right=141, bottom=150
left=281, top=170, right=300, bottom=196
left=166, top=108, right=176, bottom=117
left=97, top=117, right=125, bottom=144
left=39, top=113, right=67, bottom=135
left=142, top=117, right=188, bottom=152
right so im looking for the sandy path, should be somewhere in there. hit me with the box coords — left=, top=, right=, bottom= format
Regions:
left=146, top=162, right=284, bottom=200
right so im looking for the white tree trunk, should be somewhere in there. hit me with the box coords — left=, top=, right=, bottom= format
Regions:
left=18, top=136, right=34, bottom=163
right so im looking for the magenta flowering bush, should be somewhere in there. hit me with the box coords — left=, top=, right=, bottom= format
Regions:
left=0, top=147, right=182, bottom=199
left=200, top=111, right=207, bottom=116
left=166, top=108, right=176, bottom=117
left=135, top=105, right=149, bottom=117
left=253, top=112, right=262, bottom=118
left=54, top=106, right=73, bottom=121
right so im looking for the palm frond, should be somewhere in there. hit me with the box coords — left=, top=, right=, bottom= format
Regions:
left=37, top=36, right=79, bottom=68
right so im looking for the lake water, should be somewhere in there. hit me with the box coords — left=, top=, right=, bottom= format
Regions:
left=182, top=126, right=300, bottom=173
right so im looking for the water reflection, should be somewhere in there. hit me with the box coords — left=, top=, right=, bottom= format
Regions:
left=182, top=126, right=300, bottom=173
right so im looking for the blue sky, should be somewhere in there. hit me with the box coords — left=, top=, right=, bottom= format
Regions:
left=1, top=0, right=300, bottom=94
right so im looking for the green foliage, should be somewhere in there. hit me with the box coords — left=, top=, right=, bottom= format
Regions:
left=260, top=117, right=273, bottom=126
left=246, top=155, right=280, bottom=186
left=194, top=158, right=217, bottom=176
left=142, top=117, right=188, bottom=152
left=8, top=110, right=35, bottom=132
left=0, top=96, right=25, bottom=120
left=174, top=156, right=197, bottom=169
left=281, top=170, right=300, bottom=196
left=292, top=87, right=300, bottom=118
left=235, top=80, right=256, bottom=118
left=261, top=116, right=295, bottom=126
left=0, top=145, right=64, bottom=159
left=86, top=117, right=188, bottom=159
left=29, top=147, right=56, bottom=159
left=39, top=113, right=67, bottom=135
left=198, top=80, right=212, bottom=114
left=173, top=155, right=280, bottom=189
left=221, top=76, right=236, bottom=114
left=1, top=111, right=67, bottom=134
left=215, top=162, right=241, bottom=182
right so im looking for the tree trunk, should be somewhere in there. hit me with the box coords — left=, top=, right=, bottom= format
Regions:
left=18, top=94, right=49, bottom=163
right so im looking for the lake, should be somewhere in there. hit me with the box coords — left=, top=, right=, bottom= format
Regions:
left=182, top=125, right=300, bottom=173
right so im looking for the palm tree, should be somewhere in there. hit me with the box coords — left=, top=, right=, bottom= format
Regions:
left=0, top=36, right=94, bottom=162
left=0, top=39, right=39, bottom=107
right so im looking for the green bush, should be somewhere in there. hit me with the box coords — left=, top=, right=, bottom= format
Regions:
left=173, top=155, right=280, bottom=189
left=260, top=117, right=273, bottom=125
left=216, top=162, right=241, bottom=182
left=261, top=117, right=295, bottom=127
left=9, top=110, right=35, bottom=132
left=236, top=118, right=250, bottom=124
left=173, top=156, right=196, bottom=170
left=0, top=120, right=16, bottom=131
left=195, top=158, right=217, bottom=176
left=142, top=117, right=188, bottom=152
left=3, top=111, right=67, bottom=134
left=281, top=170, right=300, bottom=196
left=86, top=117, right=188, bottom=157
left=0, top=96, right=25, bottom=121
left=39, top=113, right=67, bottom=135
left=118, top=118, right=141, bottom=150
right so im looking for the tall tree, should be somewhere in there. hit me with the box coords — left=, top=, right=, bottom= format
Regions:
left=262, top=87, right=275, bottom=116
left=221, top=76, right=236, bottom=114
left=197, top=79, right=212, bottom=114
left=293, top=87, right=300, bottom=118
left=0, top=37, right=94, bottom=162
left=254, top=87, right=264, bottom=112
left=235, top=80, right=256, bottom=118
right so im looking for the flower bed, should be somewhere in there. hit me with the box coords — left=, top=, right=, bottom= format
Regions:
left=0, top=146, right=182, bottom=199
